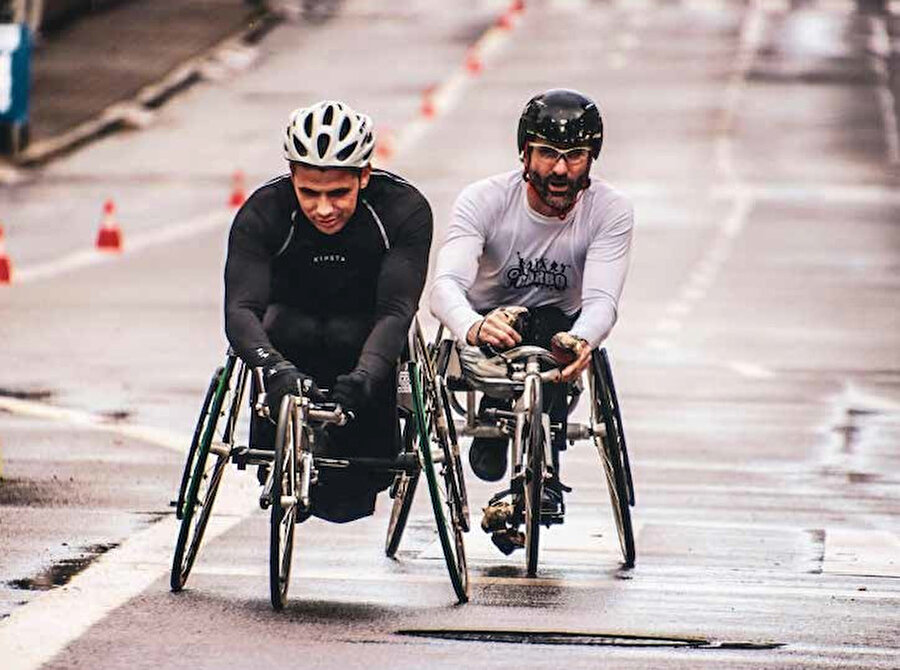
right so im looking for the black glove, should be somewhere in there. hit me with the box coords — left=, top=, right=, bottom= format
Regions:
left=264, top=361, right=322, bottom=416
left=331, top=370, right=374, bottom=416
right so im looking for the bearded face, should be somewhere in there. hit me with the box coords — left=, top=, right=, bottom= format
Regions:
left=526, top=166, right=591, bottom=212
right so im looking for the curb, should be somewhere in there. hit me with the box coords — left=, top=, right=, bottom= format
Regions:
left=0, top=8, right=282, bottom=179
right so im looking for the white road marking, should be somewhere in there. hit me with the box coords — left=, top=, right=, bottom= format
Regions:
left=868, top=16, right=900, bottom=165
left=608, top=52, right=628, bottom=69
left=10, top=211, right=228, bottom=285
left=665, top=301, right=691, bottom=317
left=655, top=319, right=683, bottom=334
left=823, top=528, right=900, bottom=578
left=728, top=361, right=777, bottom=379
left=0, top=395, right=186, bottom=452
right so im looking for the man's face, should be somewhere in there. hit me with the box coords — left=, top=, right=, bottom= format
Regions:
left=524, top=141, right=592, bottom=213
left=290, top=163, right=370, bottom=234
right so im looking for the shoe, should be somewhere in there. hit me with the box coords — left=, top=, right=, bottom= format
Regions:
left=469, top=436, right=509, bottom=481
left=540, top=486, right=565, bottom=519
left=491, top=529, right=525, bottom=555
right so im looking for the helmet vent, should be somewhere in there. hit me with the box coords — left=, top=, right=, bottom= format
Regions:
left=292, top=135, right=308, bottom=157
left=339, top=117, right=352, bottom=140
left=317, top=133, right=330, bottom=158
left=303, top=113, right=313, bottom=137
left=323, top=104, right=334, bottom=126
left=336, top=141, right=358, bottom=162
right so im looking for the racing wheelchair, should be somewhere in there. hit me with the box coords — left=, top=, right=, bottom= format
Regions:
left=169, top=318, right=470, bottom=607
left=434, top=329, right=635, bottom=577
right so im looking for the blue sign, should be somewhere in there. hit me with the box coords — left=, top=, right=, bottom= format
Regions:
left=0, top=24, right=30, bottom=124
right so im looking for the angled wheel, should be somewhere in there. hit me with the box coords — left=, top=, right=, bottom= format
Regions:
left=385, top=413, right=421, bottom=557
left=590, top=348, right=635, bottom=567
left=600, top=349, right=634, bottom=505
left=270, top=395, right=298, bottom=610
left=410, top=351, right=469, bottom=603
left=524, top=379, right=544, bottom=578
left=171, top=355, right=247, bottom=591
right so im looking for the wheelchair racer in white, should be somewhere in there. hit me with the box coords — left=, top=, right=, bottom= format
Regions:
left=430, top=88, right=634, bottom=552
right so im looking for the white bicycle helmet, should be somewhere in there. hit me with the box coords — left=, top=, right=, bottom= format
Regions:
left=283, top=100, right=376, bottom=168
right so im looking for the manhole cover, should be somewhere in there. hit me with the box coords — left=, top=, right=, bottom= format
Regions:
left=396, top=629, right=782, bottom=650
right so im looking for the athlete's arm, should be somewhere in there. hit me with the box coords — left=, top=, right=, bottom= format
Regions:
left=429, top=188, right=491, bottom=343
left=224, top=203, right=287, bottom=369
left=569, top=197, right=634, bottom=347
left=354, top=201, right=434, bottom=384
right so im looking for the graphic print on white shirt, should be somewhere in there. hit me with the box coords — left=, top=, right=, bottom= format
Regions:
left=506, top=252, right=571, bottom=291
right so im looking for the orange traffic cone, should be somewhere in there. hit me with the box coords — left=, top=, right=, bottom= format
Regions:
left=0, top=223, right=12, bottom=284
left=375, top=127, right=396, bottom=161
left=465, top=48, right=483, bottom=75
left=229, top=170, right=246, bottom=208
left=496, top=11, right=513, bottom=29
left=421, top=86, right=437, bottom=119
left=96, top=199, right=123, bottom=252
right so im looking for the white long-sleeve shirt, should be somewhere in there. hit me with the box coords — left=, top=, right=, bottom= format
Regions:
left=430, top=169, right=634, bottom=347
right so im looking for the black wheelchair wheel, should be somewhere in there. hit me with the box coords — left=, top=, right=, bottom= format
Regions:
left=591, top=349, right=635, bottom=567
left=171, top=356, right=245, bottom=592
left=270, top=395, right=298, bottom=611
left=600, top=349, right=634, bottom=506
left=524, top=380, right=544, bottom=578
left=410, top=356, right=469, bottom=603
left=385, top=416, right=421, bottom=558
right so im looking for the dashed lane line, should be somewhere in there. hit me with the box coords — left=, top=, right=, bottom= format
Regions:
left=0, top=395, right=185, bottom=452
left=10, top=211, right=227, bottom=285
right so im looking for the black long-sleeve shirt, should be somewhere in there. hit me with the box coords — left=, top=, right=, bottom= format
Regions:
left=224, top=169, right=433, bottom=384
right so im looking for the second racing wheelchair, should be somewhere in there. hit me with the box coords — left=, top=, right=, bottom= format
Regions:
left=436, top=328, right=635, bottom=577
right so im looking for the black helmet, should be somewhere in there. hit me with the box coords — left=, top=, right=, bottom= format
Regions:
left=517, top=89, right=604, bottom=159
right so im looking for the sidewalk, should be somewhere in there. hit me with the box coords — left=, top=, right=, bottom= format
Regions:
left=9, top=0, right=275, bottom=166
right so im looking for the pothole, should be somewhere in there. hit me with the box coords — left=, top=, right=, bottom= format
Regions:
left=396, top=629, right=783, bottom=650
left=7, top=543, right=118, bottom=591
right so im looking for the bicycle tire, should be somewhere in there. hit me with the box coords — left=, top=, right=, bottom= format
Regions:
left=385, top=417, right=420, bottom=557
left=591, top=350, right=635, bottom=567
left=524, top=379, right=544, bottom=578
left=170, top=357, right=239, bottom=591
left=410, top=359, right=469, bottom=603
left=270, top=395, right=297, bottom=610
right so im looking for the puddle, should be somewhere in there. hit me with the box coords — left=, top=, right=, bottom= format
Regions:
left=0, top=387, right=54, bottom=402
left=396, top=629, right=783, bottom=650
left=7, top=543, right=118, bottom=591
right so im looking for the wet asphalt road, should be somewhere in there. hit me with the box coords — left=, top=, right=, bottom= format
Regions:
left=1, top=0, right=899, bottom=668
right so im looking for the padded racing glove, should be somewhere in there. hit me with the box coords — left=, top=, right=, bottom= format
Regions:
left=264, top=361, right=323, bottom=416
left=331, top=369, right=374, bottom=416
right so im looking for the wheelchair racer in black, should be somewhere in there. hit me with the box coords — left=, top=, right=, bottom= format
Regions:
left=224, top=100, right=432, bottom=523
